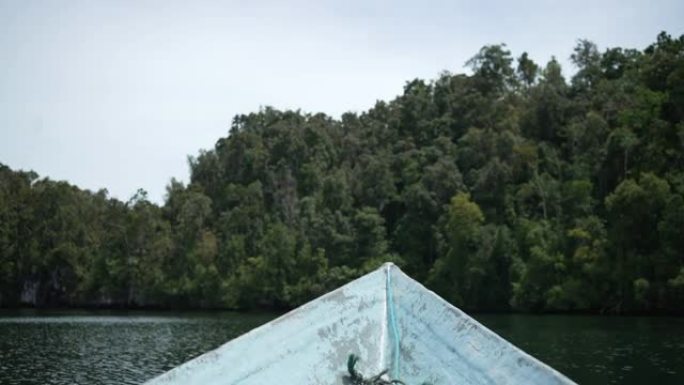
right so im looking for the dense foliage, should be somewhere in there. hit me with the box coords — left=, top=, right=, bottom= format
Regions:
left=1, top=33, right=683, bottom=313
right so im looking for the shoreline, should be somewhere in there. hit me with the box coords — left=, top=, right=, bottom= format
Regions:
left=1, top=305, right=683, bottom=317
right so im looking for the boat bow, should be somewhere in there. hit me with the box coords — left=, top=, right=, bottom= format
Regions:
left=144, top=263, right=576, bottom=385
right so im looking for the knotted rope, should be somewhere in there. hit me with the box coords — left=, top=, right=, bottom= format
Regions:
left=346, top=354, right=431, bottom=385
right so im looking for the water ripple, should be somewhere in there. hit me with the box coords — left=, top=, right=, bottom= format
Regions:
left=0, top=311, right=274, bottom=385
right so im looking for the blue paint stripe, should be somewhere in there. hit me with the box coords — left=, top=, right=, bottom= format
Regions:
left=386, top=266, right=400, bottom=379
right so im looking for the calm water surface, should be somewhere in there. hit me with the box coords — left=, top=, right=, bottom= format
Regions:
left=0, top=310, right=682, bottom=384
left=476, top=314, right=684, bottom=385
left=0, top=310, right=274, bottom=385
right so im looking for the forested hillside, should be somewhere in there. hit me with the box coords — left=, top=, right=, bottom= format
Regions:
left=1, top=33, right=683, bottom=313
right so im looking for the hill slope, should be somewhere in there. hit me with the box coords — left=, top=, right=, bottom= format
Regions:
left=1, top=33, right=683, bottom=313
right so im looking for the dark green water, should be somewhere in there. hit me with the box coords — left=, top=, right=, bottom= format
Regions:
left=0, top=310, right=275, bottom=385
left=475, top=314, right=684, bottom=385
left=0, top=311, right=682, bottom=384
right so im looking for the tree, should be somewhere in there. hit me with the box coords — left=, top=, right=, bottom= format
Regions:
left=466, top=44, right=516, bottom=95
left=428, top=193, right=484, bottom=307
left=517, top=52, right=539, bottom=87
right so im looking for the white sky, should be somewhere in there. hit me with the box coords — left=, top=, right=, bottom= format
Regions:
left=1, top=0, right=682, bottom=203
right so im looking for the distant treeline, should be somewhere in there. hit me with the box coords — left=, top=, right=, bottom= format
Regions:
left=1, top=32, right=683, bottom=313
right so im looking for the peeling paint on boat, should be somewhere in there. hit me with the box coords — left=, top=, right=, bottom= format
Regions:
left=144, top=263, right=576, bottom=385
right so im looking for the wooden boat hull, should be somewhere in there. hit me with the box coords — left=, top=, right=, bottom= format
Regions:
left=144, top=263, right=576, bottom=385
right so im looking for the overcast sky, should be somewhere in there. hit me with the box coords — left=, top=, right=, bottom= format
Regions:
left=1, top=0, right=682, bottom=203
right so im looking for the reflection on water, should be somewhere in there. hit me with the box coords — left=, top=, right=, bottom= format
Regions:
left=0, top=311, right=682, bottom=385
left=0, top=310, right=275, bottom=385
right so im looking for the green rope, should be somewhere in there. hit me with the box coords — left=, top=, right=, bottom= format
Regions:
left=346, top=354, right=431, bottom=385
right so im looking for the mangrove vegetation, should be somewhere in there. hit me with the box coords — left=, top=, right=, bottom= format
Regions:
left=1, top=33, right=683, bottom=313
